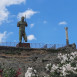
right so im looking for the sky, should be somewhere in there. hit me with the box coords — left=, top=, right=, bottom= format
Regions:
left=0, top=0, right=77, bottom=45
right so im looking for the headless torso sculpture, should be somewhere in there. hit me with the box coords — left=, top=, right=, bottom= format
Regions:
left=17, top=16, right=28, bottom=43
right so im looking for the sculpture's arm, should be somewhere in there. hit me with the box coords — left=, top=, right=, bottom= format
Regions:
left=25, top=22, right=28, bottom=27
left=17, top=22, right=20, bottom=27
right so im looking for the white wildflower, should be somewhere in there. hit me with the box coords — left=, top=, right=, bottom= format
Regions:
left=25, top=67, right=33, bottom=77
left=34, top=69, right=37, bottom=73
left=45, top=63, right=51, bottom=71
left=66, top=64, right=73, bottom=71
left=50, top=64, right=58, bottom=72
left=62, top=67, right=67, bottom=76
left=70, top=56, right=74, bottom=60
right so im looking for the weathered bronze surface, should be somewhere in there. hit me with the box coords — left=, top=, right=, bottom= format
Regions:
left=17, top=16, right=28, bottom=43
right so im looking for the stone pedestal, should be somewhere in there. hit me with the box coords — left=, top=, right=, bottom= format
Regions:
left=16, top=43, right=30, bottom=48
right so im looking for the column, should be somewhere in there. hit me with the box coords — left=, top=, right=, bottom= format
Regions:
left=65, top=27, right=69, bottom=46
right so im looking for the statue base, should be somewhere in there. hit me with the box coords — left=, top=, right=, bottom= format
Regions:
left=16, top=43, right=30, bottom=48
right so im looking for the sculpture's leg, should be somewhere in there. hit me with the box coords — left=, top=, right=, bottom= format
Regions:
left=23, top=32, right=27, bottom=42
left=19, top=30, right=22, bottom=43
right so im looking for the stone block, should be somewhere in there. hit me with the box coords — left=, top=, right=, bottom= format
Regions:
left=16, top=43, right=30, bottom=48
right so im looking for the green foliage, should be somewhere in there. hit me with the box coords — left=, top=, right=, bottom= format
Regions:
left=1, top=67, right=21, bottom=77
left=50, top=70, right=61, bottom=77
left=66, top=71, right=77, bottom=77
left=74, top=57, right=77, bottom=60
left=71, top=62, right=76, bottom=67
left=3, top=68, right=16, bottom=77
left=48, top=65, right=52, bottom=71
left=45, top=51, right=77, bottom=77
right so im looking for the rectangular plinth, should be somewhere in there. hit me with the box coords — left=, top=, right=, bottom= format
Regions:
left=16, top=43, right=30, bottom=48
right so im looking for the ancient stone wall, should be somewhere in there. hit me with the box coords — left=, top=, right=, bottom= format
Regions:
left=0, top=46, right=76, bottom=77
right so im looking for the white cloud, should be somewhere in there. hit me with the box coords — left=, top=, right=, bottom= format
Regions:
left=27, top=35, right=36, bottom=41
left=7, top=32, right=13, bottom=36
left=43, top=20, right=47, bottom=24
left=30, top=24, right=34, bottom=28
left=0, top=0, right=25, bottom=25
left=0, top=31, right=7, bottom=42
left=59, top=21, right=67, bottom=25
left=18, top=9, right=38, bottom=19
left=0, top=31, right=13, bottom=42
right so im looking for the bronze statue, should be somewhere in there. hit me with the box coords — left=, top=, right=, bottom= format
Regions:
left=17, top=16, right=28, bottom=43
